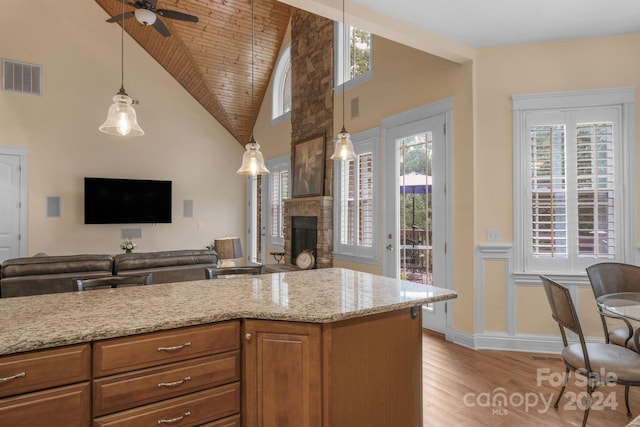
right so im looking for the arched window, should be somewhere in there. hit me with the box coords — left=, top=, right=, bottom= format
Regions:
left=271, top=44, right=291, bottom=122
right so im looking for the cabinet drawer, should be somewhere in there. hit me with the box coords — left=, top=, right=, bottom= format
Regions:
left=200, top=414, right=241, bottom=427
left=0, top=382, right=90, bottom=427
left=94, top=321, right=239, bottom=377
left=94, top=351, right=240, bottom=416
left=0, top=344, right=90, bottom=398
left=94, top=382, right=240, bottom=427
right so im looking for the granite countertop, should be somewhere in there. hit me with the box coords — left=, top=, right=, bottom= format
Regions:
left=0, top=268, right=457, bottom=356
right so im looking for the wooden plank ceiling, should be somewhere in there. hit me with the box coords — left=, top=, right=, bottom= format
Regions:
left=95, top=0, right=292, bottom=145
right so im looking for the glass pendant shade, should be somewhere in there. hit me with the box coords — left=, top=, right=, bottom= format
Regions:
left=236, top=138, right=270, bottom=176
left=99, top=90, right=144, bottom=136
left=330, top=126, right=356, bottom=161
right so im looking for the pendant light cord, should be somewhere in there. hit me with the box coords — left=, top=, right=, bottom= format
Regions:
left=120, top=0, right=125, bottom=93
left=341, top=0, right=346, bottom=132
left=251, top=0, right=255, bottom=141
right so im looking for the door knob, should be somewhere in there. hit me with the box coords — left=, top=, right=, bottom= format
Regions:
left=386, top=244, right=393, bottom=251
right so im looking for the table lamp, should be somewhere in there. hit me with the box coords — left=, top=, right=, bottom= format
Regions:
left=214, top=237, right=243, bottom=267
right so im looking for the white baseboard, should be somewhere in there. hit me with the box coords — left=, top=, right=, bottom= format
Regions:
left=444, top=329, right=604, bottom=354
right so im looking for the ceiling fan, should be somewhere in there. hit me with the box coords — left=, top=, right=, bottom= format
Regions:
left=106, top=0, right=198, bottom=37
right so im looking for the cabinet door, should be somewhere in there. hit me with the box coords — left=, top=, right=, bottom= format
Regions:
left=243, top=320, right=321, bottom=427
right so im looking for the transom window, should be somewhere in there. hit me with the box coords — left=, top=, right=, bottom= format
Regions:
left=335, top=23, right=373, bottom=88
left=512, top=88, right=635, bottom=275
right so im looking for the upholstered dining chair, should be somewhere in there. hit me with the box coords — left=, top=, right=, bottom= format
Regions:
left=73, top=273, right=153, bottom=291
left=586, top=262, right=640, bottom=351
left=205, top=265, right=265, bottom=279
left=540, top=275, right=640, bottom=426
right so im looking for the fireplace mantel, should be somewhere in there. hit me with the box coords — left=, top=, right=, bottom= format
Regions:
left=284, top=196, right=333, bottom=269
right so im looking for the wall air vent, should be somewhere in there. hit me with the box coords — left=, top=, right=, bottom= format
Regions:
left=2, top=59, right=42, bottom=96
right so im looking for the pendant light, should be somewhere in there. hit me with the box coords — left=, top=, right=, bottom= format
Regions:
left=237, top=0, right=269, bottom=176
left=330, top=0, right=356, bottom=161
left=99, top=0, right=144, bottom=137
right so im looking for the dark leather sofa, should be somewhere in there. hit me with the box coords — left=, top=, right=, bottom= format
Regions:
left=0, top=249, right=217, bottom=298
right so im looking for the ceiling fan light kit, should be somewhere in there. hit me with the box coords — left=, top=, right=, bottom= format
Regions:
left=134, top=8, right=156, bottom=26
left=106, top=0, right=199, bottom=37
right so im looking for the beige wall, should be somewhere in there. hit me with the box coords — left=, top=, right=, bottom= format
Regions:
left=0, top=0, right=247, bottom=256
left=476, top=34, right=640, bottom=338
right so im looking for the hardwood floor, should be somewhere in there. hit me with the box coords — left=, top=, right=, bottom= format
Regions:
left=422, top=331, right=640, bottom=426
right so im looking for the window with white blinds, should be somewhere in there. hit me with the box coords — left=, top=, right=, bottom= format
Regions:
left=513, top=88, right=635, bottom=275
left=334, top=131, right=378, bottom=261
left=265, top=155, right=290, bottom=248
left=270, top=170, right=288, bottom=239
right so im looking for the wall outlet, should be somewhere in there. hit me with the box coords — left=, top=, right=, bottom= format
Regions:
left=487, top=228, right=500, bottom=241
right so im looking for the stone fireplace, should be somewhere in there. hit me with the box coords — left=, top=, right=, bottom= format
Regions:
left=281, top=10, right=335, bottom=270
left=284, top=196, right=333, bottom=269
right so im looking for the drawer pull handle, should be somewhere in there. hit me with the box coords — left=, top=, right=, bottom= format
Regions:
left=157, top=342, right=191, bottom=352
left=157, top=411, right=191, bottom=424
left=158, top=376, right=192, bottom=388
left=0, top=372, right=26, bottom=382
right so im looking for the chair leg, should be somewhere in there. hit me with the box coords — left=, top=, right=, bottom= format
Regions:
left=554, top=368, right=570, bottom=408
left=625, top=385, right=632, bottom=416
left=581, top=383, right=594, bottom=427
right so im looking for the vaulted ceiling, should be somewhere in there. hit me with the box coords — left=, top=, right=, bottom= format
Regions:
left=95, top=0, right=292, bottom=146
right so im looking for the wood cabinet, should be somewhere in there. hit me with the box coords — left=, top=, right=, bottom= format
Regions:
left=93, top=321, right=241, bottom=426
left=243, top=320, right=322, bottom=427
left=243, top=307, right=422, bottom=427
left=0, top=344, right=90, bottom=427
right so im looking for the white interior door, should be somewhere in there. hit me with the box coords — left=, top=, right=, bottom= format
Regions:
left=0, top=149, right=26, bottom=263
left=383, top=105, right=451, bottom=333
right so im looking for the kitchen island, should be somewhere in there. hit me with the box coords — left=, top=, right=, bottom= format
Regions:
left=0, top=268, right=457, bottom=426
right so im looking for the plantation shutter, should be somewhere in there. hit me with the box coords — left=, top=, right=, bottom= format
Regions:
left=576, top=122, right=615, bottom=257
left=358, top=152, right=373, bottom=246
left=530, top=124, right=567, bottom=257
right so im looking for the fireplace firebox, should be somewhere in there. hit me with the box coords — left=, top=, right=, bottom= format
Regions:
left=291, top=216, right=317, bottom=267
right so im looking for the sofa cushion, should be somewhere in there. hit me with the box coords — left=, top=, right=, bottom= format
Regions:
left=113, top=250, right=216, bottom=271
left=113, top=250, right=217, bottom=283
left=1, top=254, right=114, bottom=297
left=1, top=254, right=114, bottom=278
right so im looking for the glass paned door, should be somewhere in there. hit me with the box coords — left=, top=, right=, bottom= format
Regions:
left=399, top=133, right=432, bottom=286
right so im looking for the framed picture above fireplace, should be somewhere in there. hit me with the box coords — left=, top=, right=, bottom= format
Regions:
left=292, top=133, right=325, bottom=197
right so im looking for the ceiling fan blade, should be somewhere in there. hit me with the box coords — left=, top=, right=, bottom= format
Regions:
left=147, top=0, right=158, bottom=9
left=152, top=18, right=171, bottom=37
left=157, top=9, right=199, bottom=23
left=106, top=11, right=135, bottom=23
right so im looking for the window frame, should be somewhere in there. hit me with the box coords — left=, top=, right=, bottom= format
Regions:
left=271, top=44, right=291, bottom=123
left=334, top=22, right=373, bottom=91
left=512, top=87, right=636, bottom=276
left=265, top=154, right=290, bottom=248
left=333, top=127, right=380, bottom=263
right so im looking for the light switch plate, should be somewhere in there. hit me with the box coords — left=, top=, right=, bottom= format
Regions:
left=487, top=228, right=500, bottom=241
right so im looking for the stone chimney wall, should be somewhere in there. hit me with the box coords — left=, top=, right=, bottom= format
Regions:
left=285, top=9, right=335, bottom=268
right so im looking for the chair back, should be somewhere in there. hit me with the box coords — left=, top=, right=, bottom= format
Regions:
left=586, top=262, right=640, bottom=298
left=205, top=265, right=265, bottom=279
left=73, top=273, right=153, bottom=291
left=540, top=275, right=586, bottom=345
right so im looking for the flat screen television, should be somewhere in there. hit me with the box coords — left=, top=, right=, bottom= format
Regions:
left=84, top=177, right=172, bottom=224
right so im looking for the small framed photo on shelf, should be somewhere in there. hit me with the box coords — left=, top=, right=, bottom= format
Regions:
left=292, top=133, right=325, bottom=197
